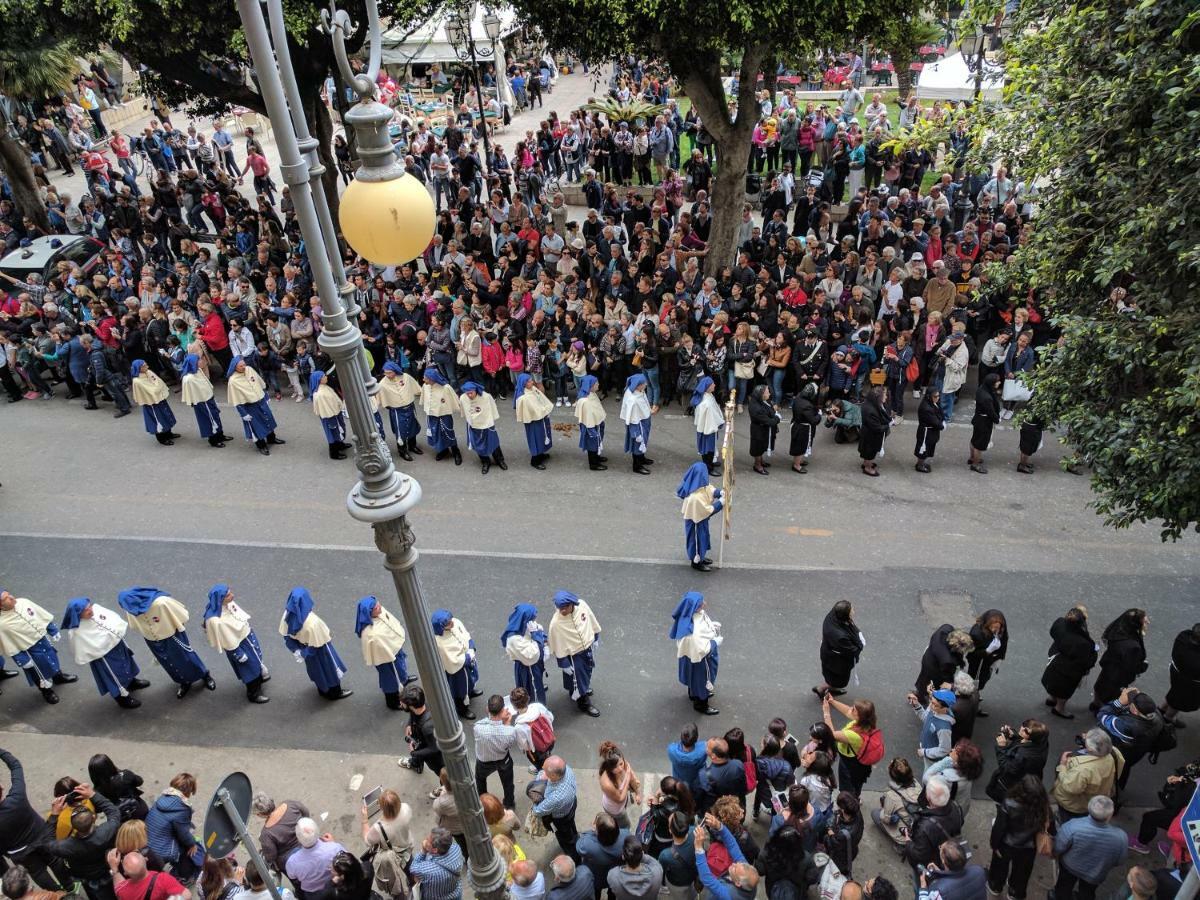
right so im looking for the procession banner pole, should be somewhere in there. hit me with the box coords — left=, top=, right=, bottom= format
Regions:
left=718, top=397, right=735, bottom=569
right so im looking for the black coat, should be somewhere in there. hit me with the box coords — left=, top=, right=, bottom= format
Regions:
left=902, top=801, right=964, bottom=868
left=1166, top=629, right=1200, bottom=713
left=1094, top=631, right=1148, bottom=704
left=820, top=611, right=864, bottom=688
left=971, top=382, right=1000, bottom=451
left=748, top=395, right=778, bottom=456
left=857, top=393, right=889, bottom=461
left=1041, top=616, right=1098, bottom=699
left=916, top=624, right=965, bottom=696
left=914, top=394, right=944, bottom=459
left=789, top=395, right=821, bottom=456
left=985, top=734, right=1050, bottom=802
left=967, top=614, right=1009, bottom=679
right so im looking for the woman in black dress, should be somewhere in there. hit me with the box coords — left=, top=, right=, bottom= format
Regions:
left=1090, top=607, right=1149, bottom=712
left=814, top=600, right=864, bottom=699
left=1017, top=415, right=1044, bottom=474
left=858, top=385, right=889, bottom=477
left=1042, top=605, right=1098, bottom=719
left=915, top=624, right=973, bottom=703
left=1162, top=623, right=1200, bottom=727
left=789, top=383, right=821, bottom=474
left=967, top=609, right=1008, bottom=715
left=748, top=384, right=779, bottom=476
left=969, top=373, right=1002, bottom=474
left=913, top=388, right=944, bottom=473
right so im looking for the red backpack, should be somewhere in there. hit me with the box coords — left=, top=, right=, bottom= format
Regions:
left=856, top=728, right=885, bottom=766
left=528, top=714, right=555, bottom=752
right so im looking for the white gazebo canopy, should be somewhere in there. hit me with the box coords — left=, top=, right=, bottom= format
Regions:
left=381, top=5, right=519, bottom=67
left=915, top=52, right=1004, bottom=102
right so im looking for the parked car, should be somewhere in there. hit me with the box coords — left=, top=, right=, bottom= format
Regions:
left=0, top=235, right=106, bottom=285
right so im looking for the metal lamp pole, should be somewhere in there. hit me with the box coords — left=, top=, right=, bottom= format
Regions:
left=446, top=3, right=496, bottom=175
left=231, top=2, right=507, bottom=899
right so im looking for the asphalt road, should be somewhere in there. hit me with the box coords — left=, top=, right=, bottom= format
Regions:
left=2, top=535, right=1197, bottom=800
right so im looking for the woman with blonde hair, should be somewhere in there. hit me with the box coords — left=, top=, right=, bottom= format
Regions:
left=116, top=819, right=167, bottom=871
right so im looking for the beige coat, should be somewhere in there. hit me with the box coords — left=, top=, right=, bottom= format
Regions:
left=1052, top=749, right=1125, bottom=814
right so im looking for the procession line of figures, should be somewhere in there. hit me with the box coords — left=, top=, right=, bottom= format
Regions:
left=0, top=587, right=723, bottom=716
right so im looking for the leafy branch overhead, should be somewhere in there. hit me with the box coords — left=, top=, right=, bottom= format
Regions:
left=989, top=0, right=1200, bottom=539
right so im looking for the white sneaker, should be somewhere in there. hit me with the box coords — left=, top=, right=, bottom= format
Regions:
left=527, top=764, right=538, bottom=774
left=912, top=389, right=921, bottom=399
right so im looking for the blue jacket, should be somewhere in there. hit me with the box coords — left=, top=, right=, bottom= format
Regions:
left=1055, top=816, right=1128, bottom=885
left=145, top=792, right=198, bottom=863
left=919, top=864, right=988, bottom=900
left=50, top=336, right=90, bottom=382
left=668, top=742, right=708, bottom=793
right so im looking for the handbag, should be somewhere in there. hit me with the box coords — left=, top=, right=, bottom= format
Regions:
left=1035, top=831, right=1054, bottom=857
left=905, top=357, right=920, bottom=383
left=631, top=350, right=644, bottom=367
left=869, top=366, right=887, bottom=386
left=524, top=807, right=549, bottom=838
left=1001, top=378, right=1032, bottom=402
left=734, top=360, right=754, bottom=379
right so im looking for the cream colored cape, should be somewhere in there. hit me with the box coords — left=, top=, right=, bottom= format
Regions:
left=0, top=598, right=55, bottom=656
left=575, top=393, right=606, bottom=428
left=682, top=484, right=719, bottom=524
left=312, top=383, right=344, bottom=419
left=422, top=382, right=459, bottom=416
left=677, top=610, right=718, bottom=662
left=68, top=603, right=128, bottom=665
left=515, top=387, right=554, bottom=424
left=360, top=606, right=408, bottom=665
left=694, top=393, right=724, bottom=437
left=547, top=600, right=601, bottom=658
left=227, top=368, right=267, bottom=406
left=125, top=596, right=191, bottom=641
left=434, top=618, right=472, bottom=673
left=132, top=371, right=169, bottom=406
left=460, top=391, right=499, bottom=429
left=181, top=371, right=215, bottom=405
left=379, top=372, right=421, bottom=408
left=278, top=609, right=333, bottom=648
left=505, top=633, right=543, bottom=666
left=205, top=601, right=252, bottom=652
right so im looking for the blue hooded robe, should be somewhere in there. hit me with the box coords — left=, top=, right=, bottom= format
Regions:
left=669, top=591, right=718, bottom=700
left=131, top=359, right=178, bottom=436
left=552, top=590, right=596, bottom=699
left=117, top=586, right=209, bottom=687
left=282, top=587, right=347, bottom=694
left=310, top=370, right=348, bottom=445
left=576, top=375, right=605, bottom=452
left=181, top=354, right=224, bottom=438
left=515, top=374, right=553, bottom=458
left=432, top=608, right=478, bottom=701
left=62, top=598, right=142, bottom=699
left=462, top=381, right=501, bottom=456
left=356, top=595, right=409, bottom=694
left=228, top=356, right=278, bottom=441
left=677, top=462, right=723, bottom=565
left=692, top=376, right=718, bottom=455
left=501, top=603, right=547, bottom=704
left=204, top=584, right=265, bottom=685
left=382, top=361, right=420, bottom=441
left=622, top=374, right=652, bottom=455
left=423, top=368, right=458, bottom=452
left=3, top=589, right=64, bottom=689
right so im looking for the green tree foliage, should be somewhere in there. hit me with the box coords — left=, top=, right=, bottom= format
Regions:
left=507, top=0, right=917, bottom=267
left=982, top=0, right=1200, bottom=539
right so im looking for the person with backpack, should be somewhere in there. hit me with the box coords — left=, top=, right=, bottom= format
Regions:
left=821, top=696, right=883, bottom=796
left=1098, top=686, right=1168, bottom=791
left=752, top=737, right=794, bottom=820
left=87, top=753, right=147, bottom=822
left=360, top=789, right=413, bottom=900
left=509, top=686, right=556, bottom=772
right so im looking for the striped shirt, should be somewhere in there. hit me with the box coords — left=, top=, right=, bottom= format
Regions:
left=533, top=765, right=577, bottom=819
left=473, top=717, right=519, bottom=763
left=410, top=842, right=464, bottom=900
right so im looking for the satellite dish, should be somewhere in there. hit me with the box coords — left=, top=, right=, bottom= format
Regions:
left=202, top=771, right=253, bottom=858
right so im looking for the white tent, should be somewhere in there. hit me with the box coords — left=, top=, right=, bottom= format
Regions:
left=915, top=52, right=1004, bottom=102
left=381, top=6, right=519, bottom=67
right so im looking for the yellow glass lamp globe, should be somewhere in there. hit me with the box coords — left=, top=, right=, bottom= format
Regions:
left=339, top=172, right=435, bottom=265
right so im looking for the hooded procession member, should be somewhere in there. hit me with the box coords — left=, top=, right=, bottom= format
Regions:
left=180, top=353, right=231, bottom=448
left=913, top=387, right=944, bottom=473
left=310, top=370, right=349, bottom=460
left=226, top=355, right=285, bottom=455
left=60, top=598, right=150, bottom=708
left=620, top=373, right=653, bottom=474
left=460, top=380, right=507, bottom=474
left=117, top=586, right=215, bottom=699
left=0, top=589, right=77, bottom=704
left=546, top=590, right=601, bottom=717
left=677, top=462, right=724, bottom=573
left=356, top=595, right=414, bottom=710
left=692, top=376, right=724, bottom=475
left=379, top=360, right=424, bottom=461
left=421, top=366, right=462, bottom=464
left=574, top=374, right=608, bottom=471
left=789, top=382, right=821, bottom=474
left=280, top=587, right=352, bottom=701
left=1017, top=413, right=1044, bottom=475
left=203, top=584, right=269, bottom=703
left=969, top=373, right=1002, bottom=474
left=670, top=591, right=721, bottom=716
left=514, top=374, right=554, bottom=469
left=501, top=603, right=548, bottom=705
left=814, top=600, right=864, bottom=699
left=130, top=359, right=180, bottom=445
left=432, top=608, right=480, bottom=719
left=858, top=385, right=889, bottom=477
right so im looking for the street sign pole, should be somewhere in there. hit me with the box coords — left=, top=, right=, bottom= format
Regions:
left=203, top=772, right=285, bottom=900
left=215, top=787, right=285, bottom=900
left=1178, top=868, right=1198, bottom=900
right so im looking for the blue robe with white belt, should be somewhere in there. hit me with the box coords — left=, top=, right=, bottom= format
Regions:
left=237, top=397, right=278, bottom=441
left=142, top=399, right=177, bottom=435
left=13, top=635, right=64, bottom=688
left=374, top=648, right=411, bottom=694
left=284, top=636, right=347, bottom=693
left=624, top=418, right=651, bottom=454
left=524, top=419, right=553, bottom=457
left=224, top=631, right=266, bottom=684
left=143, top=631, right=209, bottom=686
left=579, top=422, right=605, bottom=453
left=88, top=642, right=141, bottom=698
left=192, top=398, right=224, bottom=439
left=467, top=425, right=500, bottom=456
left=696, top=430, right=717, bottom=455
left=558, top=647, right=595, bottom=699
left=387, top=404, right=421, bottom=441
left=320, top=412, right=347, bottom=445
left=426, top=415, right=457, bottom=452
left=680, top=644, right=719, bottom=701
left=445, top=643, right=479, bottom=701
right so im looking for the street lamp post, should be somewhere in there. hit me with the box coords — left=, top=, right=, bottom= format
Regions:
left=231, top=1, right=507, bottom=899
left=958, top=24, right=997, bottom=102
left=445, top=2, right=502, bottom=175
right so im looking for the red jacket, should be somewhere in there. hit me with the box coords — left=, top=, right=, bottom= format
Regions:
left=199, top=312, right=229, bottom=351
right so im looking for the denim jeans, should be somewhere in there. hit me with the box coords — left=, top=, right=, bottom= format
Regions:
left=644, top=366, right=660, bottom=406
left=940, top=389, right=956, bottom=422
left=770, top=368, right=785, bottom=403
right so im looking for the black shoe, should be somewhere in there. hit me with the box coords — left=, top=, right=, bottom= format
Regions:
left=481, top=459, right=491, bottom=475
left=451, top=447, right=462, bottom=465
left=52, top=672, right=78, bottom=685
left=176, top=682, right=192, bottom=699
left=165, top=432, right=181, bottom=440
left=589, top=464, right=608, bottom=471
left=435, top=449, right=450, bottom=460
left=404, top=674, right=419, bottom=685
left=633, top=465, right=651, bottom=475
left=204, top=675, right=216, bottom=691
left=116, top=695, right=142, bottom=709
left=1050, top=708, right=1075, bottom=720
left=324, top=686, right=354, bottom=700
left=579, top=701, right=601, bottom=717
left=468, top=687, right=484, bottom=698
left=976, top=709, right=990, bottom=718
left=495, top=456, right=508, bottom=470
left=248, top=693, right=270, bottom=703
left=397, top=447, right=413, bottom=461
left=597, top=455, right=608, bottom=463
left=113, top=409, right=131, bottom=418
left=83, top=403, right=100, bottom=410
left=1045, top=698, right=1056, bottom=707
left=409, top=443, right=424, bottom=455
left=0, top=669, right=19, bottom=680
left=532, top=461, right=546, bottom=470
left=692, top=700, right=719, bottom=716
left=217, top=433, right=234, bottom=443
left=458, top=703, right=476, bottom=720
left=267, top=434, right=286, bottom=445
left=129, top=678, right=151, bottom=691
left=260, top=672, right=271, bottom=683
left=642, top=456, right=655, bottom=465
left=257, top=445, right=271, bottom=456
left=1088, top=702, right=1101, bottom=714
left=691, top=561, right=712, bottom=572
left=701, top=557, right=713, bottom=565
left=41, top=688, right=60, bottom=704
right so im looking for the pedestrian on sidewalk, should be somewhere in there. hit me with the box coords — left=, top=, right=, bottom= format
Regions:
left=145, top=774, right=204, bottom=884
left=473, top=694, right=520, bottom=809
left=0, top=750, right=75, bottom=892
left=533, top=757, right=582, bottom=864
left=1051, top=795, right=1128, bottom=900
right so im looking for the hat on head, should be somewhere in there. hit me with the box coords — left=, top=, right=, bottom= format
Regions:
left=932, top=689, right=957, bottom=708
left=911, top=253, right=924, bottom=261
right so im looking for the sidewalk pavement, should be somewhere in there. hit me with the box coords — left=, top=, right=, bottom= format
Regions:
left=0, top=729, right=1153, bottom=897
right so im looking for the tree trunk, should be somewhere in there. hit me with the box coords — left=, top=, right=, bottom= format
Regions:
left=762, top=57, right=778, bottom=108
left=889, top=47, right=914, bottom=99
left=0, top=130, right=50, bottom=232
